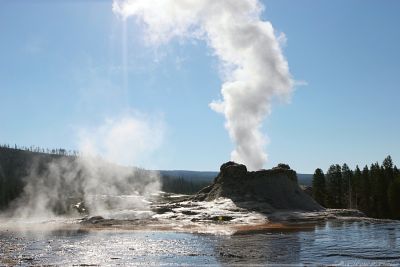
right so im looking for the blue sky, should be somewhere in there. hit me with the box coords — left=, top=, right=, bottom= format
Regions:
left=1, top=0, right=399, bottom=172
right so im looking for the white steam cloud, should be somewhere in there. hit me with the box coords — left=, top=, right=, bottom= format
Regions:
left=79, top=113, right=164, bottom=167
left=113, top=0, right=294, bottom=170
left=4, top=113, right=164, bottom=220
left=8, top=157, right=161, bottom=220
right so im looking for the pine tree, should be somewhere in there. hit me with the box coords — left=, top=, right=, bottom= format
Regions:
left=312, top=168, right=326, bottom=206
left=342, top=163, right=353, bottom=208
left=314, top=157, right=399, bottom=219
left=353, top=165, right=362, bottom=209
left=383, top=155, right=394, bottom=171
left=388, top=175, right=400, bottom=219
left=394, top=165, right=400, bottom=177
left=326, top=164, right=342, bottom=208
left=359, top=165, right=370, bottom=214
left=369, top=163, right=381, bottom=217
left=380, top=156, right=394, bottom=217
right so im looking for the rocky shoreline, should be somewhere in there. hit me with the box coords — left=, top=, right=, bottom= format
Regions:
left=76, top=162, right=369, bottom=234
left=0, top=161, right=372, bottom=235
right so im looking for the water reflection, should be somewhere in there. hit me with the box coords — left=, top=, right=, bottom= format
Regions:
left=300, top=220, right=400, bottom=265
left=387, top=226, right=397, bottom=248
left=214, top=232, right=301, bottom=265
left=1, top=220, right=400, bottom=266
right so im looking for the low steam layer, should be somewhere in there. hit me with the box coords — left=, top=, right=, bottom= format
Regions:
left=113, top=0, right=293, bottom=170
left=3, top=114, right=163, bottom=220
left=8, top=157, right=160, bottom=219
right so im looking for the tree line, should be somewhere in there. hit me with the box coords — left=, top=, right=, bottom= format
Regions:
left=312, top=155, right=400, bottom=219
left=0, top=145, right=213, bottom=210
left=161, top=175, right=211, bottom=195
left=0, top=143, right=79, bottom=157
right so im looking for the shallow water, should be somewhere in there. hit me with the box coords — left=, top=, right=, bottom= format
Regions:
left=1, top=220, right=399, bottom=266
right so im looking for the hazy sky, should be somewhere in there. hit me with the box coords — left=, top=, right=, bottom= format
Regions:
left=1, top=0, right=399, bottom=172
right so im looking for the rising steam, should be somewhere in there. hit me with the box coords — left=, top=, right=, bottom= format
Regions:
left=113, top=0, right=294, bottom=170
left=79, top=113, right=164, bottom=167
left=4, top=113, right=163, bottom=220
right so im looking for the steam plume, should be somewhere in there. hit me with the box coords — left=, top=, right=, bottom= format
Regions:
left=79, top=113, right=164, bottom=167
left=113, top=0, right=294, bottom=170
left=4, top=113, right=163, bottom=220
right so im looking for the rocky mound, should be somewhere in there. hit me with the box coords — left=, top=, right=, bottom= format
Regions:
left=192, top=162, right=323, bottom=213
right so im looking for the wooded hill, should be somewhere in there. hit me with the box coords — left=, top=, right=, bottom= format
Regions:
left=0, top=145, right=213, bottom=210
left=312, top=156, right=400, bottom=220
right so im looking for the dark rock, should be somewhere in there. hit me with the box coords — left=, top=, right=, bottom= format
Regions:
left=302, top=185, right=313, bottom=197
left=192, top=162, right=323, bottom=212
left=219, top=161, right=247, bottom=180
left=152, top=207, right=174, bottom=214
left=81, top=216, right=105, bottom=224
left=331, top=209, right=365, bottom=217
left=219, top=252, right=244, bottom=258
left=274, top=163, right=291, bottom=170
left=193, top=184, right=214, bottom=201
left=211, top=215, right=234, bottom=222
left=181, top=210, right=198, bottom=215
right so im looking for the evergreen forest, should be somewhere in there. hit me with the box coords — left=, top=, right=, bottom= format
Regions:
left=312, top=155, right=400, bottom=219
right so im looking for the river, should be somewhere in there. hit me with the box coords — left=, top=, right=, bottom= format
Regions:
left=1, top=219, right=399, bottom=266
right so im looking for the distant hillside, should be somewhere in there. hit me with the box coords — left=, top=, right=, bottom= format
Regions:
left=158, top=170, right=216, bottom=194
left=297, top=173, right=313, bottom=186
left=159, top=170, right=218, bottom=182
left=0, top=146, right=314, bottom=211
left=159, top=170, right=313, bottom=186
left=0, top=147, right=214, bottom=209
left=0, top=146, right=76, bottom=209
